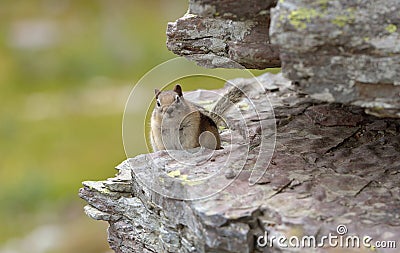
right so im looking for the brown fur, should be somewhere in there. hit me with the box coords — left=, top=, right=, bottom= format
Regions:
left=150, top=84, right=221, bottom=151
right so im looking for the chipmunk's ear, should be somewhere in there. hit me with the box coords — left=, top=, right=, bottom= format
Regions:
left=154, top=88, right=160, bottom=97
left=174, top=84, right=183, bottom=97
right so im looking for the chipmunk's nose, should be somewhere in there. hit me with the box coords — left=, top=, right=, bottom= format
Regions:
left=160, top=106, right=173, bottom=116
left=165, top=106, right=173, bottom=115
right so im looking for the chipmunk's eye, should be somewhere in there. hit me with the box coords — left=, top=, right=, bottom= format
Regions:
left=156, top=99, right=161, bottom=107
left=175, top=95, right=180, bottom=103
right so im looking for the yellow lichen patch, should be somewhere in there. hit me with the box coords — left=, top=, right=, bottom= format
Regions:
left=237, top=101, right=249, bottom=111
left=99, top=187, right=111, bottom=194
left=288, top=8, right=319, bottom=30
left=166, top=170, right=202, bottom=186
left=181, top=179, right=202, bottom=186
left=167, top=170, right=181, bottom=178
left=196, top=100, right=214, bottom=105
left=180, top=174, right=188, bottom=181
left=385, top=24, right=397, bottom=33
left=332, top=15, right=350, bottom=27
left=331, top=8, right=355, bottom=28
left=333, top=13, right=355, bottom=27
left=179, top=173, right=203, bottom=186
left=317, top=0, right=329, bottom=4
left=316, top=0, right=329, bottom=10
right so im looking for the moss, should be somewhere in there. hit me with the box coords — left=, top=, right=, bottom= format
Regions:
left=288, top=8, right=319, bottom=30
left=385, top=24, right=397, bottom=33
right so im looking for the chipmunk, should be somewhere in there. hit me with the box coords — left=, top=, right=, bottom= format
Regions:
left=150, top=83, right=249, bottom=151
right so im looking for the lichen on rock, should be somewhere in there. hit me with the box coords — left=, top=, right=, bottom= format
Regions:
left=166, top=0, right=281, bottom=69
left=80, top=73, right=400, bottom=253
left=270, top=0, right=400, bottom=118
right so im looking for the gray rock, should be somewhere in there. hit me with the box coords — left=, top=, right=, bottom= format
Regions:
left=166, top=0, right=281, bottom=69
left=270, top=0, right=400, bottom=117
left=80, top=73, right=400, bottom=252
left=167, top=0, right=400, bottom=118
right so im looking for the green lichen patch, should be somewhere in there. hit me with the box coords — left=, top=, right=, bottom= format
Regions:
left=386, top=24, right=397, bottom=33
left=288, top=8, right=319, bottom=30
left=167, top=170, right=181, bottom=178
left=332, top=15, right=350, bottom=27
left=166, top=169, right=202, bottom=186
left=181, top=178, right=202, bottom=186
left=332, top=10, right=355, bottom=28
left=315, top=0, right=329, bottom=10
left=237, top=101, right=249, bottom=111
left=331, top=8, right=355, bottom=28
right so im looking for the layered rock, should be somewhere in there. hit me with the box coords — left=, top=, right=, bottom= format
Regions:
left=166, top=0, right=281, bottom=69
left=80, top=73, right=400, bottom=252
left=166, top=0, right=400, bottom=117
left=270, top=0, right=400, bottom=118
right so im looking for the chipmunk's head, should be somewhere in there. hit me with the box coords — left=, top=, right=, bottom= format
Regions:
left=154, top=84, right=185, bottom=117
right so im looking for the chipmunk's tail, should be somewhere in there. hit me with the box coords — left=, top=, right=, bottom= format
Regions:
left=209, top=78, right=256, bottom=126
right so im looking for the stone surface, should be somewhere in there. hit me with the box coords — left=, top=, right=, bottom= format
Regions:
left=167, top=0, right=400, bottom=118
left=80, top=73, right=400, bottom=252
left=270, top=0, right=400, bottom=117
left=166, top=0, right=281, bottom=69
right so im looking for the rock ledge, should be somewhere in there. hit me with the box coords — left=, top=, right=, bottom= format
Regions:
left=80, top=73, right=400, bottom=253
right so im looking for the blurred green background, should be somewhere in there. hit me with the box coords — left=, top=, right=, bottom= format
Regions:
left=0, top=1, right=189, bottom=252
left=0, top=1, right=273, bottom=252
